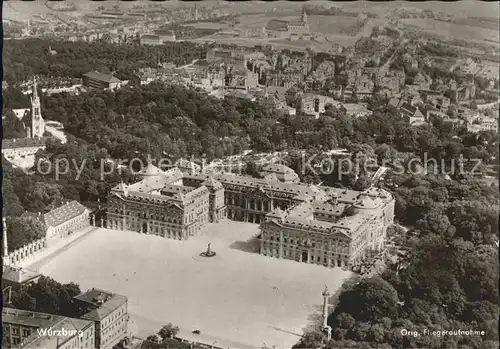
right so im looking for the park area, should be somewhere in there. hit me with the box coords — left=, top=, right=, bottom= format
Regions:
left=308, top=15, right=366, bottom=36
left=38, top=220, right=352, bottom=349
left=401, top=18, right=499, bottom=44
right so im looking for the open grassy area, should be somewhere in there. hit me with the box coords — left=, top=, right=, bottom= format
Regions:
left=39, top=221, right=352, bottom=348
left=183, top=22, right=230, bottom=30
left=308, top=15, right=365, bottom=36
left=401, top=18, right=499, bottom=44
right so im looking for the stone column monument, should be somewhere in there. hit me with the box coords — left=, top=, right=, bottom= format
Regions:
left=2, top=217, right=10, bottom=267
left=322, top=285, right=332, bottom=341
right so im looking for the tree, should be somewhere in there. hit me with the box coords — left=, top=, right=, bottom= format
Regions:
left=245, top=160, right=260, bottom=178
left=292, top=331, right=324, bottom=349
left=158, top=323, right=180, bottom=340
left=330, top=277, right=399, bottom=324
left=415, top=205, right=456, bottom=239
left=375, top=144, right=391, bottom=163
left=6, top=216, right=47, bottom=251
left=2, top=177, right=25, bottom=217
left=11, top=276, right=81, bottom=317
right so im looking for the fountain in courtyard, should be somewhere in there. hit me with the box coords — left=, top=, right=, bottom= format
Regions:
left=200, top=242, right=216, bottom=258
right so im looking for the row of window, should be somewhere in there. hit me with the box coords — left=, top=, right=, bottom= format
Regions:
left=262, top=243, right=348, bottom=257
left=101, top=322, right=126, bottom=347
left=53, top=215, right=88, bottom=233
left=102, top=308, right=126, bottom=328
left=102, top=317, right=125, bottom=334
left=264, top=249, right=348, bottom=266
left=264, top=241, right=350, bottom=254
left=6, top=327, right=31, bottom=337
left=264, top=234, right=349, bottom=249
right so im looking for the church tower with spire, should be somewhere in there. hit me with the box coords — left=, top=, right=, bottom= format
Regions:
left=30, top=77, right=45, bottom=139
left=3, top=217, right=10, bottom=268
left=301, top=7, right=308, bottom=24
left=194, top=3, right=199, bottom=21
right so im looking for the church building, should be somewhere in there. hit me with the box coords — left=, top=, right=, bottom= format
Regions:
left=26, top=77, right=45, bottom=139
left=265, top=8, right=311, bottom=41
left=1, top=77, right=47, bottom=165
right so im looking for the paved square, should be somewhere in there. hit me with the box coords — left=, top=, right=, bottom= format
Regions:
left=39, top=221, right=352, bottom=348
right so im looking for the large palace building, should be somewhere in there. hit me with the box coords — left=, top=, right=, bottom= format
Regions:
left=107, top=162, right=394, bottom=270
left=107, top=164, right=226, bottom=240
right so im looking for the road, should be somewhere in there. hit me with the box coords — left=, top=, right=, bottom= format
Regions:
left=45, top=126, right=67, bottom=144
left=177, top=59, right=199, bottom=70
left=129, top=313, right=260, bottom=349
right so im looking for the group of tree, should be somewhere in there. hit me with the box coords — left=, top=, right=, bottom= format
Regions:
left=1, top=82, right=283, bottom=218
left=8, top=276, right=82, bottom=318
left=2, top=38, right=207, bottom=84
left=3, top=85, right=498, bottom=221
left=291, top=113, right=498, bottom=349
left=3, top=216, right=47, bottom=252
left=294, top=168, right=499, bottom=348
left=133, top=324, right=206, bottom=349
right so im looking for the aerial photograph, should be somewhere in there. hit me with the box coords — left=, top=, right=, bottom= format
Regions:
left=1, top=1, right=498, bottom=348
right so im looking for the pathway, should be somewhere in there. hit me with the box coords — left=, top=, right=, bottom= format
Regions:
left=129, top=313, right=260, bottom=349
left=45, top=126, right=67, bottom=144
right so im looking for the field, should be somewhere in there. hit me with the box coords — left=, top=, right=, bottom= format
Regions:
left=308, top=15, right=365, bottom=36
left=2, top=1, right=55, bottom=21
left=453, top=17, right=500, bottom=31
left=38, top=221, right=352, bottom=349
left=183, top=22, right=231, bottom=30
left=342, top=1, right=500, bottom=19
left=237, top=14, right=298, bottom=29
left=400, top=18, right=499, bottom=44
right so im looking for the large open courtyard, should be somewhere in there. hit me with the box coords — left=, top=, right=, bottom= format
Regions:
left=38, top=221, right=352, bottom=348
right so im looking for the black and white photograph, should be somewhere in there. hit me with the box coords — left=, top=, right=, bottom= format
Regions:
left=1, top=1, right=499, bottom=348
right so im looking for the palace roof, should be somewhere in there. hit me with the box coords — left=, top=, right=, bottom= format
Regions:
left=266, top=207, right=285, bottom=219
left=83, top=71, right=121, bottom=84
left=263, top=173, right=279, bottom=182
left=41, top=201, right=88, bottom=228
left=138, top=162, right=163, bottom=177
left=202, top=176, right=223, bottom=190
left=264, top=217, right=352, bottom=238
left=354, top=196, right=380, bottom=210
left=113, top=168, right=392, bottom=214
left=312, top=201, right=348, bottom=216
left=161, top=184, right=194, bottom=196
left=262, top=163, right=296, bottom=174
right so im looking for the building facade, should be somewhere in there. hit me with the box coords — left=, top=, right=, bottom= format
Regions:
left=3, top=308, right=95, bottom=349
left=106, top=165, right=226, bottom=239
left=1, top=138, right=46, bottom=160
left=74, top=288, right=128, bottom=349
left=83, top=71, right=122, bottom=90
left=260, top=187, right=395, bottom=270
left=105, top=164, right=395, bottom=270
left=22, top=201, right=91, bottom=248
left=264, top=9, right=311, bottom=41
